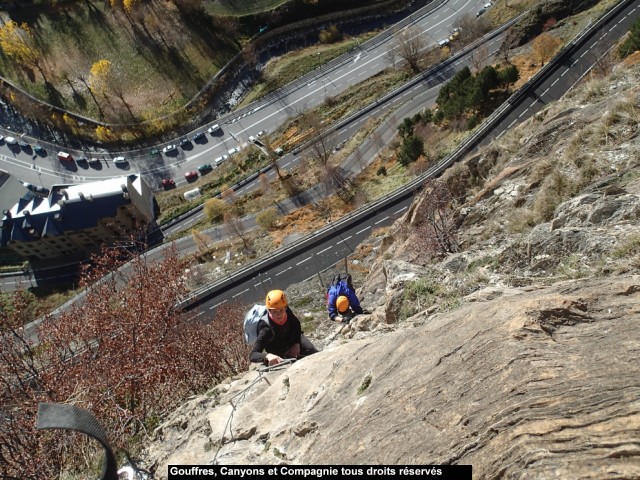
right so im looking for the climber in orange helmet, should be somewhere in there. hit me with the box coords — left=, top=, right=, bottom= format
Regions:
left=249, top=289, right=319, bottom=366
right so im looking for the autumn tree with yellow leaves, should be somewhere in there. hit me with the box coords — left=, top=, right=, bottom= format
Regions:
left=0, top=20, right=46, bottom=80
left=532, top=33, right=562, bottom=66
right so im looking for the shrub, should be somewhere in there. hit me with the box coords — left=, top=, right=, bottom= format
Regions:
left=397, top=135, right=424, bottom=166
left=256, top=207, right=279, bottom=230
left=376, top=166, right=387, bottom=176
left=203, top=198, right=226, bottom=222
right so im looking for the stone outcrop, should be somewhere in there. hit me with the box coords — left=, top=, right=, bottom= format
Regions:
left=145, top=276, right=640, bottom=477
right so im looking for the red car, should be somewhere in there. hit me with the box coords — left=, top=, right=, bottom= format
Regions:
left=161, top=178, right=175, bottom=188
left=184, top=171, right=198, bottom=181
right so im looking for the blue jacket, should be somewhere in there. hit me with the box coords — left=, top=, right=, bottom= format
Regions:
left=327, top=283, right=363, bottom=320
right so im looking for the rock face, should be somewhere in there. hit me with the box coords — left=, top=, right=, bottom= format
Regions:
left=145, top=276, right=640, bottom=477
left=144, top=62, right=640, bottom=477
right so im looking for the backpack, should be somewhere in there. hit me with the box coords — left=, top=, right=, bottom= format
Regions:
left=326, top=273, right=353, bottom=303
left=243, top=305, right=269, bottom=345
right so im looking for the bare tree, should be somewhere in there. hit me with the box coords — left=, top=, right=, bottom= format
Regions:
left=453, top=14, right=491, bottom=46
left=470, top=43, right=489, bottom=73
left=302, top=111, right=338, bottom=168
left=497, top=28, right=518, bottom=64
left=224, top=212, right=251, bottom=250
left=394, top=26, right=426, bottom=73
left=408, top=180, right=459, bottom=256
left=0, top=244, right=249, bottom=479
left=532, top=33, right=561, bottom=66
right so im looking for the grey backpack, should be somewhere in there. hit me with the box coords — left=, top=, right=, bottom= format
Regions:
left=243, top=305, right=269, bottom=344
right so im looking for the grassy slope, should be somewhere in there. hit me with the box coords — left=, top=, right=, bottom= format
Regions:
left=0, top=0, right=239, bottom=121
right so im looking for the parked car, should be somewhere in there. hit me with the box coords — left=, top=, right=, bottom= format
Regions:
left=484, top=2, right=492, bottom=8
left=184, top=171, right=198, bottom=181
left=18, top=141, right=30, bottom=149
left=214, top=155, right=227, bottom=165
left=113, top=156, right=127, bottom=164
left=227, top=147, right=238, bottom=156
left=207, top=124, right=221, bottom=134
left=57, top=151, right=73, bottom=161
left=257, top=130, right=265, bottom=137
left=76, top=156, right=88, bottom=163
left=34, top=146, right=46, bottom=155
left=89, top=157, right=101, bottom=165
left=438, top=38, right=450, bottom=48
left=192, top=132, right=205, bottom=141
left=161, top=178, right=175, bottom=188
left=180, top=138, right=191, bottom=147
left=274, top=147, right=284, bottom=156
left=197, top=163, right=212, bottom=173
left=5, top=136, right=17, bottom=145
left=162, top=144, right=177, bottom=153
left=476, top=7, right=486, bottom=17
left=150, top=148, right=160, bottom=156
left=0, top=135, right=4, bottom=143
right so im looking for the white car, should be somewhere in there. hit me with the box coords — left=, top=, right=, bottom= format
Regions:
left=162, top=144, right=177, bottom=153
left=249, top=135, right=256, bottom=142
left=227, top=147, right=238, bottom=156
left=113, top=156, right=127, bottom=164
left=208, top=124, right=221, bottom=134
left=257, top=130, right=265, bottom=137
left=484, top=2, right=492, bottom=8
left=5, top=136, right=17, bottom=145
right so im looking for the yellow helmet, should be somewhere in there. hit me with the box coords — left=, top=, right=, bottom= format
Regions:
left=266, top=289, right=288, bottom=309
left=336, top=295, right=349, bottom=313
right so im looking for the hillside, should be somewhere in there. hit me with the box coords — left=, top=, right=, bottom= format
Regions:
left=142, top=60, right=640, bottom=475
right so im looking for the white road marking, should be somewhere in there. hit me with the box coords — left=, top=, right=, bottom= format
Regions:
left=356, top=226, right=371, bottom=235
left=317, top=246, right=333, bottom=255
left=232, top=289, right=249, bottom=298
left=337, top=235, right=352, bottom=244
left=296, top=256, right=312, bottom=265
left=394, top=206, right=408, bottom=215
left=375, top=216, right=389, bottom=225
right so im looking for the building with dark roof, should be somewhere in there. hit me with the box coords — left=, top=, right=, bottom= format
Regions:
left=0, top=175, right=156, bottom=262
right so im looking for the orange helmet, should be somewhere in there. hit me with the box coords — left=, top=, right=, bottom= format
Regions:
left=336, top=295, right=349, bottom=313
left=266, top=289, right=288, bottom=310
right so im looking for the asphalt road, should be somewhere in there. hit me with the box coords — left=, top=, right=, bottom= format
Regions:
left=0, top=0, right=486, bottom=190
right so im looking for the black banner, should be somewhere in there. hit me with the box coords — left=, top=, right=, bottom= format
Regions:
left=168, top=465, right=472, bottom=479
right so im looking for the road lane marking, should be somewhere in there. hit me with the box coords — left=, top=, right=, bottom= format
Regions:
left=275, top=267, right=292, bottom=276
left=317, top=246, right=333, bottom=255
left=232, top=289, right=249, bottom=298
left=394, top=206, right=408, bottom=215
left=356, top=226, right=371, bottom=235
left=211, top=300, right=227, bottom=309
left=296, top=256, right=312, bottom=265
left=337, top=235, right=352, bottom=244
left=375, top=216, right=389, bottom=225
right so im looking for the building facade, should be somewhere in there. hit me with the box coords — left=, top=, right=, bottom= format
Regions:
left=0, top=175, right=156, bottom=262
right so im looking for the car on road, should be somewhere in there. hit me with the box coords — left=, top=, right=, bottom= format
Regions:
left=180, top=138, right=191, bottom=148
left=274, top=147, right=284, bottom=156
left=438, top=38, right=450, bottom=48
left=257, top=130, right=265, bottom=137
left=207, top=124, right=221, bottom=134
left=162, top=144, right=177, bottom=153
left=34, top=146, right=46, bottom=155
left=227, top=147, right=239, bottom=156
left=214, top=155, right=228, bottom=165
left=76, top=156, right=88, bottom=164
left=0, top=135, right=4, bottom=143
left=184, top=171, right=198, bottom=181
left=476, top=7, right=486, bottom=17
left=161, top=178, right=175, bottom=188
left=484, top=2, right=492, bottom=8
left=5, top=136, right=17, bottom=145
left=192, top=132, right=205, bottom=141
left=113, top=156, right=127, bottom=164
left=18, top=141, right=30, bottom=149
left=57, top=151, right=73, bottom=161
left=197, top=163, right=212, bottom=174
left=89, top=157, right=101, bottom=165
left=150, top=148, right=160, bottom=156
